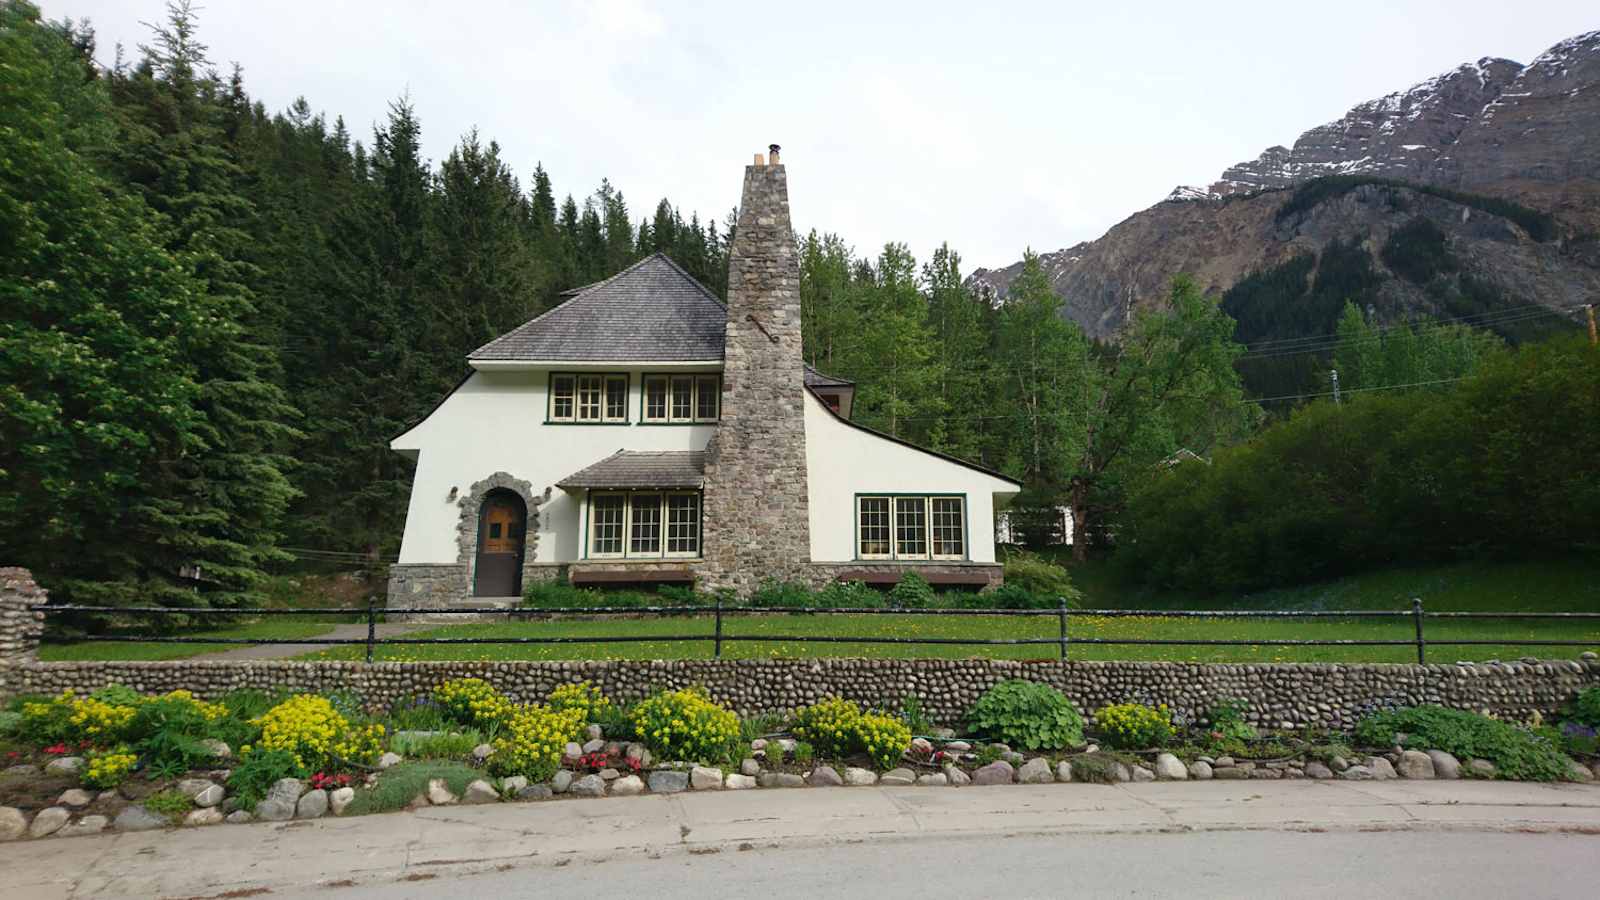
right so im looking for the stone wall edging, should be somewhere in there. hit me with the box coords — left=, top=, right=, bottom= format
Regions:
left=4, top=656, right=1595, bottom=730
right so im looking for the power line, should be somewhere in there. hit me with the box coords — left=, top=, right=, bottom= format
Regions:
left=1239, top=376, right=1470, bottom=405
left=1235, top=302, right=1575, bottom=351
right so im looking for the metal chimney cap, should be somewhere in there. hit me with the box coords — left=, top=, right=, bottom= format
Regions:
left=768, top=143, right=781, bottom=154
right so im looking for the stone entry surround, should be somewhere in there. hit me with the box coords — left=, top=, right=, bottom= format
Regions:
left=388, top=473, right=555, bottom=609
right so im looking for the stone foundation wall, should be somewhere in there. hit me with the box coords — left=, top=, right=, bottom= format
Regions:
left=385, top=564, right=468, bottom=610
left=5, top=656, right=1595, bottom=730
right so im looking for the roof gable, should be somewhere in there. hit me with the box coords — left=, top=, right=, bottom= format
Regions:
left=470, top=253, right=727, bottom=362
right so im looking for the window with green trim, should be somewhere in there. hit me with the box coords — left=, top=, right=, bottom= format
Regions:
left=588, top=490, right=702, bottom=558
left=549, top=373, right=629, bottom=423
left=642, top=374, right=719, bottom=423
left=856, top=495, right=964, bottom=560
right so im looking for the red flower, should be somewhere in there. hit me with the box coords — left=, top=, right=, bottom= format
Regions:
left=44, top=743, right=67, bottom=755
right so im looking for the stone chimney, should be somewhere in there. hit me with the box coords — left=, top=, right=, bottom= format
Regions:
left=699, top=150, right=812, bottom=593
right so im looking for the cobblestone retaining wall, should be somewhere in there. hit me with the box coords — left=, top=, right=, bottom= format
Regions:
left=4, top=656, right=1595, bottom=729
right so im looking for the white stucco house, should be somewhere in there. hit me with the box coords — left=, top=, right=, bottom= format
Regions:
left=386, top=150, right=1021, bottom=607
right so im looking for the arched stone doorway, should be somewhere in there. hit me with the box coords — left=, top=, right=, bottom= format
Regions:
left=473, top=489, right=526, bottom=597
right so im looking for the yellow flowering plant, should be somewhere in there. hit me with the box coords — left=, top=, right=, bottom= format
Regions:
left=488, top=704, right=585, bottom=780
left=1096, top=702, right=1174, bottom=750
left=547, top=681, right=612, bottom=723
left=250, top=694, right=350, bottom=771
left=69, top=696, right=138, bottom=741
left=433, top=678, right=514, bottom=729
left=82, top=746, right=138, bottom=789
left=793, top=697, right=864, bottom=758
left=794, top=697, right=913, bottom=768
left=630, top=688, right=739, bottom=765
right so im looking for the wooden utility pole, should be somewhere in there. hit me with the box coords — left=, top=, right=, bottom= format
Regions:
left=1587, top=303, right=1597, bottom=347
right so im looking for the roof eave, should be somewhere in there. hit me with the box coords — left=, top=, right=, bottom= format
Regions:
left=470, top=359, right=724, bottom=371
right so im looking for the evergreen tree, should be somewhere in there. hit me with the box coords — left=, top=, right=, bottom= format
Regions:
left=0, top=0, right=213, bottom=604
left=103, top=0, right=299, bottom=605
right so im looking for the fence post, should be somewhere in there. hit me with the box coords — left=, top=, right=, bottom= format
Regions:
left=1411, top=597, right=1425, bottom=665
left=713, top=595, right=724, bottom=659
left=365, top=596, right=377, bottom=665
left=1058, top=597, right=1070, bottom=661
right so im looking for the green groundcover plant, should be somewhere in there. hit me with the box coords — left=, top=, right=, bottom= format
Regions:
left=1354, top=706, right=1574, bottom=782
left=967, top=680, right=1085, bottom=751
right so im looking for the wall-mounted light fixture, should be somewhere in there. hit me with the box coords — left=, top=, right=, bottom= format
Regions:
left=447, top=486, right=459, bottom=502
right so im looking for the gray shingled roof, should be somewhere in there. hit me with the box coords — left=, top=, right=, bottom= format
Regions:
left=470, top=254, right=727, bottom=362
left=556, top=450, right=707, bottom=489
left=804, top=365, right=854, bottom=388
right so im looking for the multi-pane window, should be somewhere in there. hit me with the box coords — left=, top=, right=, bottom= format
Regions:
left=895, top=498, right=928, bottom=558
left=671, top=376, right=694, bottom=420
left=589, top=491, right=702, bottom=558
left=549, top=373, right=628, bottom=423
left=857, top=497, right=891, bottom=558
left=642, top=374, right=720, bottom=423
left=629, top=493, right=662, bottom=555
left=550, top=375, right=575, bottom=420
left=644, top=376, right=668, bottom=420
left=857, top=495, right=965, bottom=560
left=605, top=376, right=628, bottom=420
left=666, top=494, right=700, bottom=556
left=589, top=494, right=626, bottom=556
left=931, top=497, right=965, bottom=558
left=695, top=376, right=719, bottom=421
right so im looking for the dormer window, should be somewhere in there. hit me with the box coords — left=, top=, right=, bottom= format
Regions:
left=549, top=373, right=629, bottom=423
left=643, top=374, right=719, bottom=423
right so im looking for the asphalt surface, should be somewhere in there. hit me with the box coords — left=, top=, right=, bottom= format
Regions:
left=317, top=830, right=1600, bottom=900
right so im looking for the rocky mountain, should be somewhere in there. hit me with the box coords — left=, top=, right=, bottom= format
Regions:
left=971, top=30, right=1600, bottom=343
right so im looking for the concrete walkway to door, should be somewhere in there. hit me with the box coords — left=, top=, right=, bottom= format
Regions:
left=193, top=622, right=435, bottom=661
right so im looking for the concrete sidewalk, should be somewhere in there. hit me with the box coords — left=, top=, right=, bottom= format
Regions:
left=5, top=780, right=1598, bottom=899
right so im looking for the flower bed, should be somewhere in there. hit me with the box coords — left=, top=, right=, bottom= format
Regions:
left=1, top=681, right=1597, bottom=842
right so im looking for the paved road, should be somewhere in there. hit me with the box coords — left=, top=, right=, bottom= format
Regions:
left=197, top=622, right=432, bottom=660
left=6, top=779, right=1597, bottom=898
left=325, top=830, right=1599, bottom=899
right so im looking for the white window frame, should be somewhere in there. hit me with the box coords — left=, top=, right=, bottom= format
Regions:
left=664, top=492, right=701, bottom=558
left=856, top=494, right=966, bottom=561
left=587, top=490, right=703, bottom=559
left=641, top=373, right=719, bottom=423
left=549, top=372, right=629, bottom=423
left=856, top=496, right=893, bottom=560
left=587, top=492, right=627, bottom=558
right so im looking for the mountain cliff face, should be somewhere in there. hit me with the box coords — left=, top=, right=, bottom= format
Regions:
left=971, top=30, right=1600, bottom=340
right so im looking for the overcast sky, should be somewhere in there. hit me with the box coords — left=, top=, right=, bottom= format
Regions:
left=48, top=0, right=1596, bottom=271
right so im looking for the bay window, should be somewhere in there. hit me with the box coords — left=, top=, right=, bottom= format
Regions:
left=588, top=491, right=702, bottom=558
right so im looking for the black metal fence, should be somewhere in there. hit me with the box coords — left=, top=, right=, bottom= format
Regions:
left=30, top=597, right=1600, bottom=664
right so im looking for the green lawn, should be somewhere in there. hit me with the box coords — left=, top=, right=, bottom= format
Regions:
left=37, top=619, right=337, bottom=661
left=296, top=611, right=1600, bottom=664
left=42, top=558, right=1600, bottom=663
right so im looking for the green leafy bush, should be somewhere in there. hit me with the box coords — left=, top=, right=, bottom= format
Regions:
left=227, top=748, right=307, bottom=810
left=887, top=572, right=936, bottom=608
left=817, top=580, right=883, bottom=608
left=1567, top=687, right=1600, bottom=729
left=999, top=550, right=1081, bottom=606
left=1096, top=703, right=1174, bottom=750
left=1354, top=706, right=1573, bottom=782
left=966, top=680, right=1085, bottom=751
left=749, top=579, right=817, bottom=608
left=630, top=688, right=739, bottom=764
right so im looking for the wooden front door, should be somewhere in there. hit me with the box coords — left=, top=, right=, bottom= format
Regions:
left=474, top=491, right=526, bottom=596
